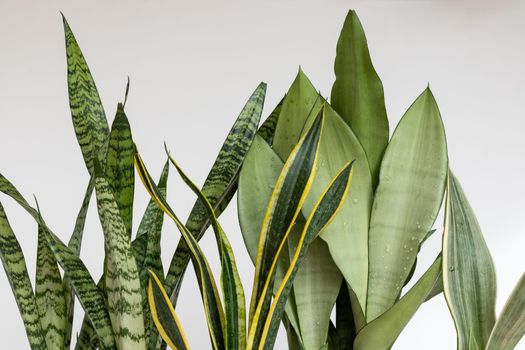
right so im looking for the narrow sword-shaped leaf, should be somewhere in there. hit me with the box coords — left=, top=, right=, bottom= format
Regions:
left=257, top=95, right=285, bottom=145
left=366, top=88, right=448, bottom=321
left=93, top=161, right=146, bottom=350
left=486, top=273, right=525, bottom=350
left=247, top=111, right=324, bottom=349
left=148, top=271, right=190, bottom=350
left=443, top=173, right=496, bottom=349
left=330, top=10, right=389, bottom=188
left=166, top=149, right=246, bottom=350
left=0, top=174, right=116, bottom=349
left=105, top=104, right=135, bottom=237
left=62, top=15, right=109, bottom=175
left=354, top=256, right=442, bottom=350
left=64, top=176, right=95, bottom=349
left=132, top=160, right=169, bottom=350
left=135, top=151, right=225, bottom=350
left=0, top=201, right=46, bottom=349
left=165, top=82, right=266, bottom=302
left=258, top=162, right=354, bottom=350
left=36, top=223, right=67, bottom=349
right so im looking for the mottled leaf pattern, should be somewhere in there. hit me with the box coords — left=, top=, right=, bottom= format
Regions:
left=63, top=15, right=109, bottom=174
left=165, top=82, right=266, bottom=301
left=105, top=104, right=135, bottom=237
left=443, top=173, right=496, bottom=349
left=0, top=202, right=46, bottom=349
left=331, top=10, right=389, bottom=188
left=93, top=163, right=146, bottom=349
left=257, top=95, right=284, bottom=146
left=36, top=224, right=67, bottom=349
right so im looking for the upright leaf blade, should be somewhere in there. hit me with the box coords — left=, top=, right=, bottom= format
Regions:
left=331, top=10, right=389, bottom=188
left=63, top=15, right=109, bottom=174
left=148, top=271, right=189, bottom=350
left=165, top=82, right=266, bottom=301
left=105, top=104, right=135, bottom=237
left=443, top=173, right=496, bottom=349
left=486, top=273, right=525, bottom=350
left=0, top=202, right=46, bottom=349
left=93, top=163, right=146, bottom=350
left=259, top=162, right=354, bottom=350
left=36, top=224, right=67, bottom=349
left=366, top=88, right=448, bottom=321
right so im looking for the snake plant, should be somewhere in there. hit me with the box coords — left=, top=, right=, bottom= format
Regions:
left=1, top=8, right=523, bottom=350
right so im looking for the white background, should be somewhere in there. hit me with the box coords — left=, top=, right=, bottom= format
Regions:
left=0, top=0, right=524, bottom=349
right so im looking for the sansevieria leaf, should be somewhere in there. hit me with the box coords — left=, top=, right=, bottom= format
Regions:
left=36, top=223, right=67, bottom=349
left=135, top=151, right=226, bottom=350
left=367, top=88, right=448, bottom=321
left=105, top=103, right=135, bottom=237
left=0, top=174, right=116, bottom=349
left=486, top=273, right=525, bottom=350
left=0, top=201, right=46, bottom=349
left=166, top=82, right=266, bottom=302
left=259, top=162, right=354, bottom=350
left=443, top=172, right=496, bottom=349
left=62, top=15, right=109, bottom=174
left=166, top=149, right=246, bottom=350
left=331, top=10, right=388, bottom=188
left=247, top=109, right=324, bottom=350
left=93, top=160, right=146, bottom=350
left=148, top=271, right=189, bottom=350
left=354, top=256, right=442, bottom=350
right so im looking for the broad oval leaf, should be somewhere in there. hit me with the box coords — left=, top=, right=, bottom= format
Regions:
left=366, top=88, right=448, bottom=321
left=443, top=172, right=496, bottom=349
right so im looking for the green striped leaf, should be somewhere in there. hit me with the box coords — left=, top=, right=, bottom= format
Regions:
left=443, top=173, right=496, bottom=349
left=331, top=10, right=389, bottom=188
left=486, top=273, right=525, bottom=350
left=93, top=161, right=146, bottom=350
left=257, top=95, right=284, bottom=145
left=0, top=202, right=46, bottom=349
left=62, top=15, right=109, bottom=175
left=259, top=162, right=354, bottom=350
left=247, top=110, right=324, bottom=350
left=166, top=150, right=246, bottom=350
left=132, top=160, right=169, bottom=350
left=165, top=82, right=266, bottom=302
left=354, top=256, right=442, bottom=350
left=105, top=104, right=135, bottom=237
left=366, top=88, right=448, bottom=321
left=36, top=223, right=67, bottom=349
left=65, top=176, right=95, bottom=349
left=135, top=151, right=225, bottom=350
left=0, top=173, right=116, bottom=349
left=148, top=271, right=189, bottom=350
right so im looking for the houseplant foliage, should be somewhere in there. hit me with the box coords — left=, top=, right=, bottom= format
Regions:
left=0, top=8, right=523, bottom=350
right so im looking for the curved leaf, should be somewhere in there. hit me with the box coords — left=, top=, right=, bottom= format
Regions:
left=331, top=10, right=389, bottom=188
left=366, top=88, right=448, bottom=321
left=0, top=202, right=46, bottom=349
left=443, top=173, right=496, bottom=349
left=165, top=82, right=266, bottom=302
left=354, top=256, right=442, bottom=350
left=62, top=15, right=109, bottom=174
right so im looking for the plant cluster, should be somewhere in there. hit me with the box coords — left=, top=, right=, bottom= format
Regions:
left=0, top=9, right=523, bottom=350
